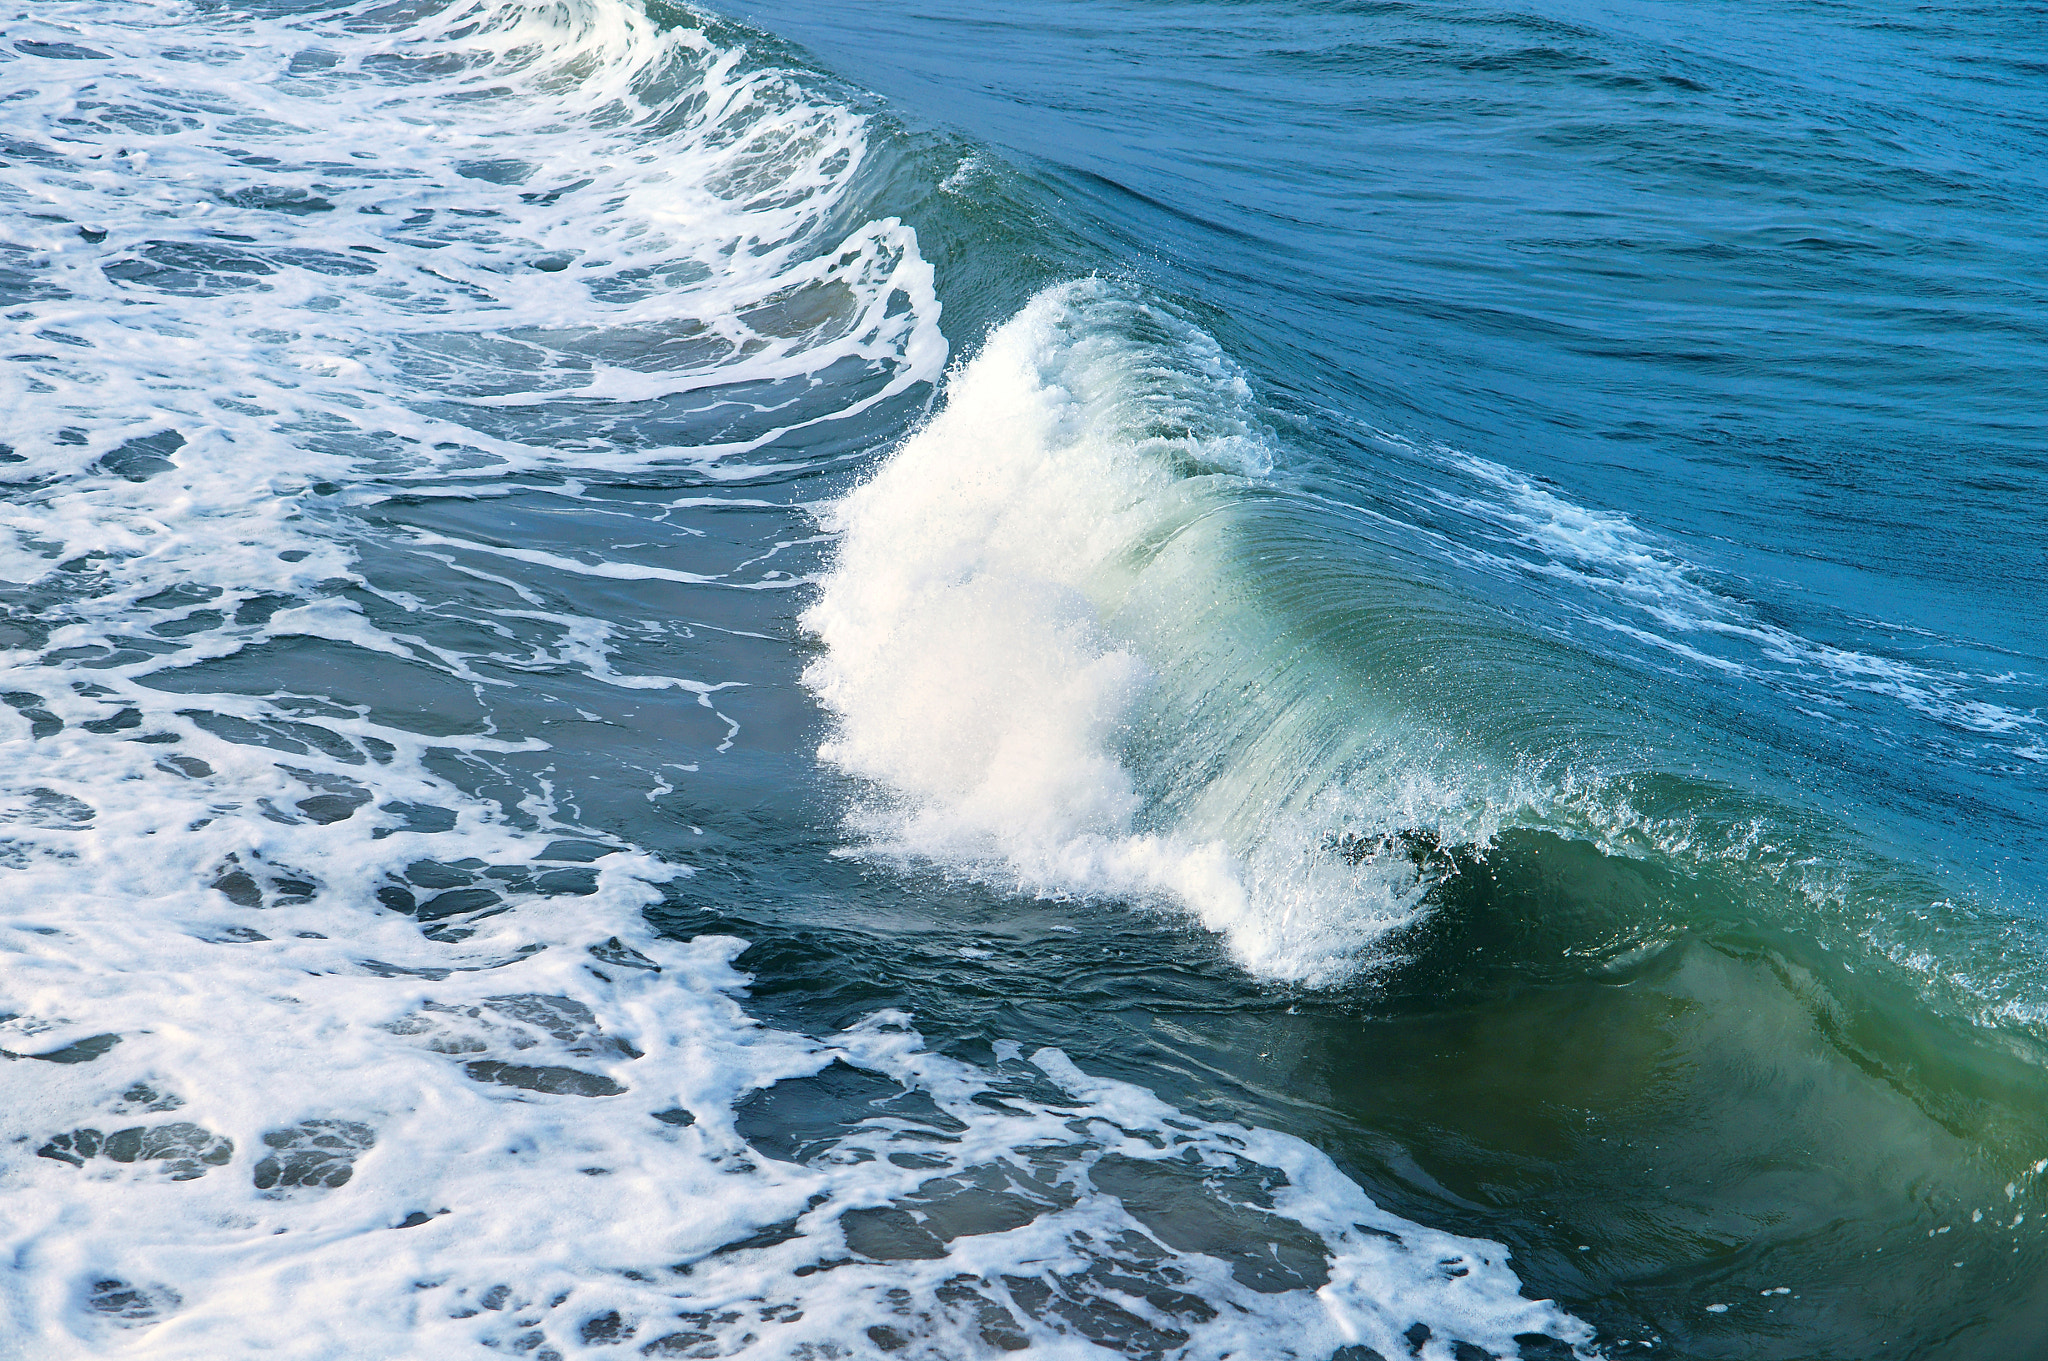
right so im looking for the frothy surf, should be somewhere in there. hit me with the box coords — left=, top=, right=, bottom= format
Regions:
left=0, top=2, right=1590, bottom=1356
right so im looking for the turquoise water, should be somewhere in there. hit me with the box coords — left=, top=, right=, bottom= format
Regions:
left=0, top=0, right=2043, bottom=1356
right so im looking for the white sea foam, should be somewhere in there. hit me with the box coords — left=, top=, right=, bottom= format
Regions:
left=803, top=281, right=1480, bottom=987
left=0, top=2, right=1591, bottom=1356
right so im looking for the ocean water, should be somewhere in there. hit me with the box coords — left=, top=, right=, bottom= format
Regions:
left=0, top=0, right=2041, bottom=1357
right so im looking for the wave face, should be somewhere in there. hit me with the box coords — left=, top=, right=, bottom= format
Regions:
left=0, top=1, right=1595, bottom=1357
left=801, top=272, right=2044, bottom=1015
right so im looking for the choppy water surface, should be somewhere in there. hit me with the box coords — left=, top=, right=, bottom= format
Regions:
left=0, top=0, right=2043, bottom=1357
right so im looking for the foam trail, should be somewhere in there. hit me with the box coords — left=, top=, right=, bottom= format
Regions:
left=1434, top=452, right=2047, bottom=747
